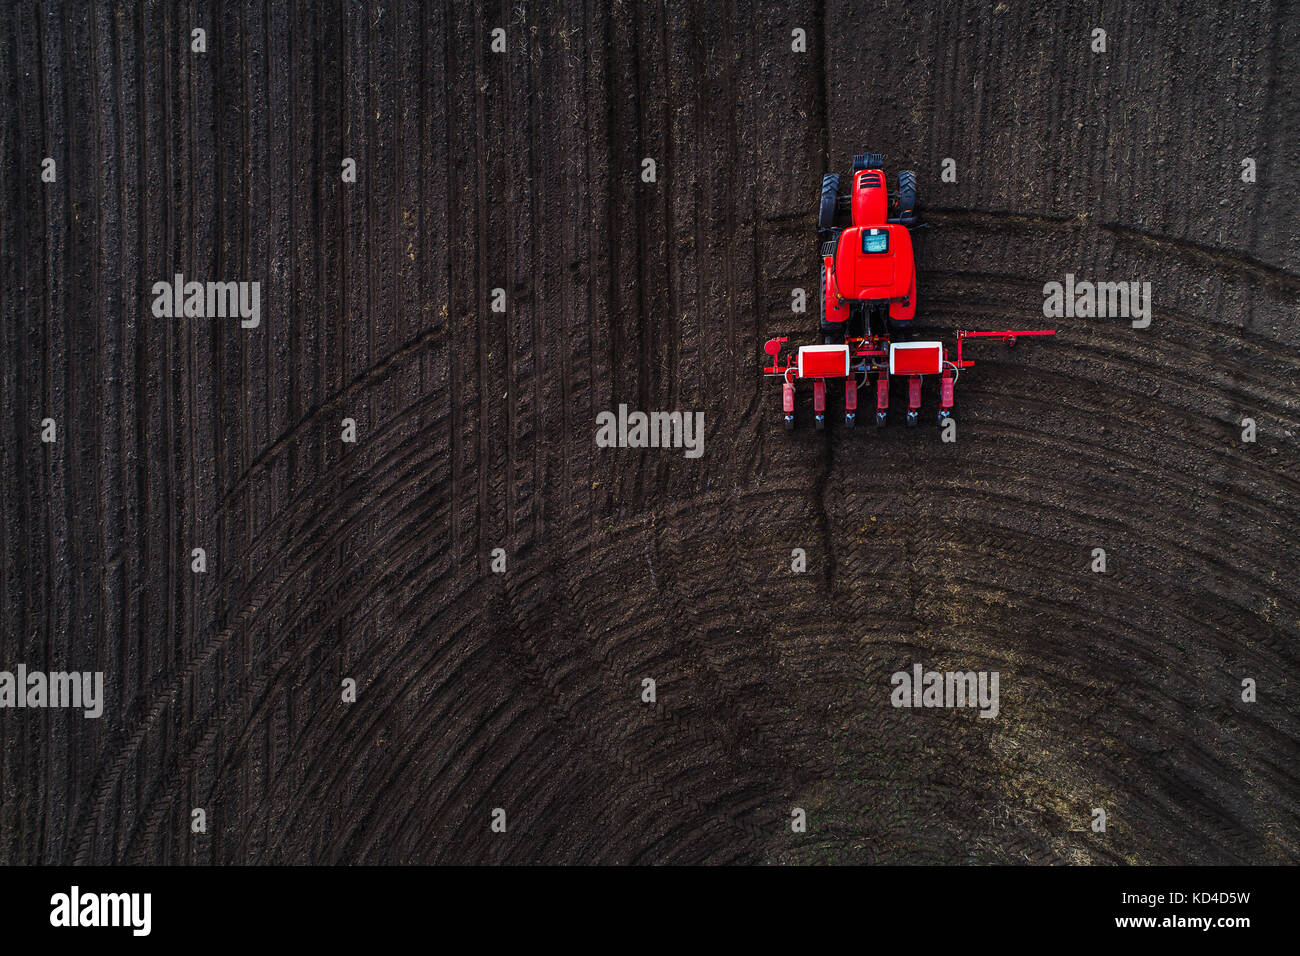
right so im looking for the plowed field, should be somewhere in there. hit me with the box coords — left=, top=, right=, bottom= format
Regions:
left=2, top=1, right=1296, bottom=864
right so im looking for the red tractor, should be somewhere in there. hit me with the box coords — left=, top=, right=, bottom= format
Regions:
left=763, top=153, right=1053, bottom=429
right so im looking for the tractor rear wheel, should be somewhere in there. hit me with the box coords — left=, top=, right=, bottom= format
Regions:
left=818, top=174, right=839, bottom=233
left=897, top=170, right=917, bottom=222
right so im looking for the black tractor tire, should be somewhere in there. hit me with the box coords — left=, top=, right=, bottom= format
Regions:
left=818, top=174, right=839, bottom=232
left=897, top=170, right=917, bottom=222
left=853, top=152, right=884, bottom=171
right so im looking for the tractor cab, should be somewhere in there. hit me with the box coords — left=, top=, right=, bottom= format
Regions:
left=822, top=223, right=917, bottom=329
left=832, top=225, right=914, bottom=303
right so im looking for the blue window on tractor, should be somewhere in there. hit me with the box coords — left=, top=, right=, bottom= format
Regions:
left=862, top=229, right=889, bottom=254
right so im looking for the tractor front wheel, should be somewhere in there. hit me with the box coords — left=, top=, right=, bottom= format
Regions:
left=818, top=174, right=839, bottom=234
left=898, top=170, right=917, bottom=223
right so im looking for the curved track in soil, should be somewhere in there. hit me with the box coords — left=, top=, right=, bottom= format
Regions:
left=1, top=1, right=1296, bottom=864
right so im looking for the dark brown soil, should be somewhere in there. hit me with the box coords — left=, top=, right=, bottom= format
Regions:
left=1, top=1, right=1296, bottom=864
